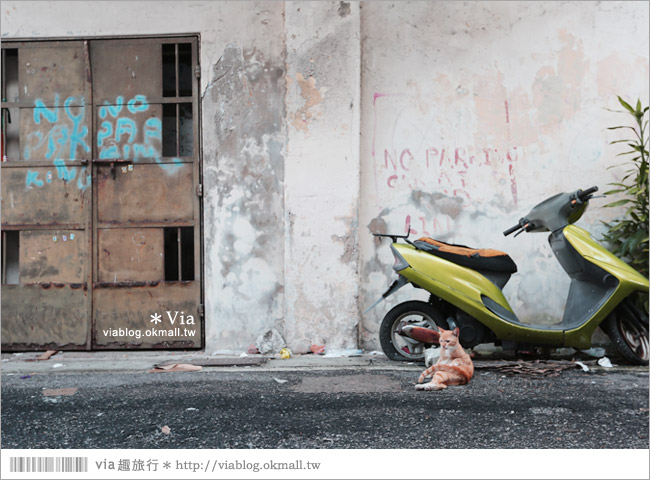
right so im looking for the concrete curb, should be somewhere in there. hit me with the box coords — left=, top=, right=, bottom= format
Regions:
left=2, top=351, right=647, bottom=375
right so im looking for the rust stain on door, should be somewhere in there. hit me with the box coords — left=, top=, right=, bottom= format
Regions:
left=93, top=282, right=200, bottom=348
left=20, top=230, right=86, bottom=283
left=1, top=284, right=88, bottom=350
left=98, top=228, right=163, bottom=282
left=91, top=40, right=162, bottom=102
left=1, top=167, right=86, bottom=226
left=19, top=43, right=88, bottom=102
left=97, top=164, right=193, bottom=224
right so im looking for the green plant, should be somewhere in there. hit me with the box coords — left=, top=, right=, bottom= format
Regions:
left=602, top=96, right=648, bottom=280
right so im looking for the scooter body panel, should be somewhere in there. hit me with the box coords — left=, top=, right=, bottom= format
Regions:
left=394, top=244, right=565, bottom=345
left=563, top=225, right=648, bottom=291
left=560, top=225, right=649, bottom=348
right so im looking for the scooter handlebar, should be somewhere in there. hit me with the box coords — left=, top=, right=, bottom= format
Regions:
left=503, top=223, right=522, bottom=236
left=577, top=186, right=598, bottom=202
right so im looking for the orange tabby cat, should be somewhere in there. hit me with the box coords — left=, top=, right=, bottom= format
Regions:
left=415, top=327, right=474, bottom=391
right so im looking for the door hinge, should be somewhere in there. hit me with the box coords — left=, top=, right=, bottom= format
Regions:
left=197, top=304, right=204, bottom=317
left=196, top=184, right=203, bottom=197
left=195, top=65, right=201, bottom=78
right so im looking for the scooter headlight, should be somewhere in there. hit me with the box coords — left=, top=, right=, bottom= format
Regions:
left=390, top=245, right=410, bottom=272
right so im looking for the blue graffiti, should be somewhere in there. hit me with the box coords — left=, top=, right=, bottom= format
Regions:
left=99, top=145, right=119, bottom=159
left=26, top=93, right=179, bottom=192
left=99, top=96, right=124, bottom=119
left=53, top=158, right=76, bottom=182
left=22, top=131, right=44, bottom=161
left=25, top=95, right=91, bottom=165
left=76, top=167, right=91, bottom=191
left=115, top=118, right=137, bottom=144
left=144, top=117, right=162, bottom=143
left=98, top=95, right=162, bottom=162
left=33, top=95, right=60, bottom=124
left=127, top=95, right=149, bottom=113
left=25, top=170, right=44, bottom=189
left=97, top=121, right=113, bottom=147
left=24, top=95, right=91, bottom=191
left=156, top=156, right=183, bottom=175
left=64, top=96, right=89, bottom=160
left=45, top=124, right=69, bottom=160
left=133, top=144, right=159, bottom=159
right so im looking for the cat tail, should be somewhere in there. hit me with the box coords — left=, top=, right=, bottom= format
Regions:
left=418, top=364, right=438, bottom=383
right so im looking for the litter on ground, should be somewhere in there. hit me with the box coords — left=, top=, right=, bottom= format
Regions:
left=475, top=360, right=583, bottom=377
left=574, top=361, right=590, bottom=372
left=149, top=363, right=202, bottom=373
left=597, top=357, right=613, bottom=368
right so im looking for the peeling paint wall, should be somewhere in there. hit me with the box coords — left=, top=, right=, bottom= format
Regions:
left=2, top=1, right=648, bottom=354
left=359, top=1, right=649, bottom=349
left=284, top=1, right=361, bottom=352
left=202, top=39, right=286, bottom=352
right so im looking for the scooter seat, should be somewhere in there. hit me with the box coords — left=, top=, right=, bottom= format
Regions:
left=414, top=237, right=518, bottom=273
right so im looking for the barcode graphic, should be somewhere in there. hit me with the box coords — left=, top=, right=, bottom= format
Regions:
left=9, top=457, right=88, bottom=473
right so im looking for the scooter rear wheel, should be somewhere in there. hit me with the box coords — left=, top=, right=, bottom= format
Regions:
left=379, top=301, right=447, bottom=362
left=601, top=298, right=649, bottom=366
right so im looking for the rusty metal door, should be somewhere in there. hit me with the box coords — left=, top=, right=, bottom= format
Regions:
left=1, top=41, right=93, bottom=350
left=1, top=37, right=202, bottom=350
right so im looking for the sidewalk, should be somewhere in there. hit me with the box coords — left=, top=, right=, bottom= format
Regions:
left=0, top=350, right=410, bottom=375
left=2, top=349, right=646, bottom=375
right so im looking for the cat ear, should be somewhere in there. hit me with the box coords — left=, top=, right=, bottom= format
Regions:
left=452, top=327, right=460, bottom=337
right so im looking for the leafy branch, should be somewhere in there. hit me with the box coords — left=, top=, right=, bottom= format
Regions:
left=603, top=97, right=649, bottom=284
left=602, top=96, right=649, bottom=282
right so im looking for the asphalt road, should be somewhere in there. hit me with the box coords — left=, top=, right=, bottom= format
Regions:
left=1, top=368, right=648, bottom=449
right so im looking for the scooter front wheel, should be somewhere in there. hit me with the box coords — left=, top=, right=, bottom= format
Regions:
left=379, top=301, right=447, bottom=362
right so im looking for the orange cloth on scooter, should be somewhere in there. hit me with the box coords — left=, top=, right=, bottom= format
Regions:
left=416, top=237, right=508, bottom=258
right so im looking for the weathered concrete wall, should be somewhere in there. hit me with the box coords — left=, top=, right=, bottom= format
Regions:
left=3, top=1, right=648, bottom=354
left=284, top=2, right=361, bottom=352
left=359, top=1, right=650, bottom=349
left=201, top=15, right=287, bottom=353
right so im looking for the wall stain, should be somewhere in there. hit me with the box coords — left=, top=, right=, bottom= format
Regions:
left=291, top=73, right=323, bottom=132
left=338, top=2, right=351, bottom=18
left=410, top=190, right=464, bottom=219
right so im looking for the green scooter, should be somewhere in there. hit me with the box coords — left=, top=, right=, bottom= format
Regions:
left=370, top=186, right=649, bottom=365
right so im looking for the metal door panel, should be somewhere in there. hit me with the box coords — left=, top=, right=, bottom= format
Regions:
left=1, top=166, right=88, bottom=226
left=93, top=282, right=200, bottom=348
left=20, top=230, right=86, bottom=283
left=95, top=104, right=162, bottom=161
left=1, top=284, right=88, bottom=350
left=20, top=105, right=92, bottom=161
left=19, top=43, right=88, bottom=103
left=91, top=41, right=162, bottom=103
left=98, top=227, right=164, bottom=282
left=97, top=163, right=194, bottom=224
